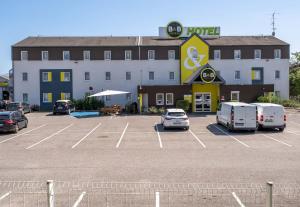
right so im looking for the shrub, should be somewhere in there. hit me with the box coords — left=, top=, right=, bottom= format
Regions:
left=148, top=106, right=158, bottom=114
left=158, top=107, right=165, bottom=114
left=257, top=96, right=269, bottom=103
left=176, top=100, right=190, bottom=112
left=281, top=99, right=300, bottom=108
left=73, top=97, right=104, bottom=110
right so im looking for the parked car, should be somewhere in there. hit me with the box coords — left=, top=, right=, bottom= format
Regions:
left=216, top=102, right=257, bottom=132
left=6, top=102, right=31, bottom=114
left=0, top=111, right=28, bottom=133
left=161, top=108, right=189, bottom=130
left=251, top=103, right=286, bottom=131
left=53, top=100, right=75, bottom=115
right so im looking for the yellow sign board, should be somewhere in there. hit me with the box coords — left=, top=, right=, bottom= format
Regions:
left=180, top=34, right=209, bottom=84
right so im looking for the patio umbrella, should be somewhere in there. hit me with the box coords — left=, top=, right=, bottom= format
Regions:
left=88, top=90, right=130, bottom=97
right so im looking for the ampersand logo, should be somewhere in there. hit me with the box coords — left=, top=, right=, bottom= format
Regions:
left=184, top=46, right=205, bottom=70
left=200, top=67, right=216, bottom=83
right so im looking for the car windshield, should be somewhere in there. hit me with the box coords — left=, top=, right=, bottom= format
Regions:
left=7, top=104, right=19, bottom=110
left=55, top=102, right=67, bottom=106
left=168, top=112, right=186, bottom=117
left=0, top=115, right=9, bottom=120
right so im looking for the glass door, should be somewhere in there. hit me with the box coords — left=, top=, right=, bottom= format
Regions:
left=194, top=93, right=211, bottom=112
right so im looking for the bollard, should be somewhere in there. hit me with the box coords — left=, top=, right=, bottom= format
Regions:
left=47, top=180, right=54, bottom=207
left=155, top=192, right=160, bottom=207
left=266, top=181, right=273, bottom=207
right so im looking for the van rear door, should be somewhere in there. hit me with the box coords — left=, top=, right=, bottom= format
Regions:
left=233, top=106, right=246, bottom=128
left=245, top=106, right=257, bottom=128
left=234, top=106, right=256, bottom=129
left=263, top=106, right=284, bottom=126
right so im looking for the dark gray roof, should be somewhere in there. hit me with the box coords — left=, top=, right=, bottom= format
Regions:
left=13, top=35, right=288, bottom=47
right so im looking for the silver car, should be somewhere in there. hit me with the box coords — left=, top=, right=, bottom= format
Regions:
left=161, top=108, right=190, bottom=130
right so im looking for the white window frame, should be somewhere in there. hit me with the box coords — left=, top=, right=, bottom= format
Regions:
left=61, top=92, right=71, bottom=100
left=21, top=51, right=28, bottom=61
left=156, top=93, right=164, bottom=105
left=42, top=72, right=50, bottom=82
left=83, top=50, right=90, bottom=60
left=41, top=51, right=49, bottom=61
left=125, top=50, right=132, bottom=60
left=275, top=70, right=280, bottom=79
left=62, top=72, right=71, bottom=82
left=104, top=50, right=111, bottom=60
left=84, top=72, right=90, bottom=81
left=166, top=93, right=174, bottom=105
left=254, top=49, right=261, bottom=59
left=214, top=50, right=221, bottom=60
left=274, top=49, right=281, bottom=59
left=234, top=70, right=240, bottom=80
left=234, top=50, right=241, bottom=60
left=168, top=50, right=175, bottom=60
left=105, top=72, right=111, bottom=80
left=230, top=91, right=240, bottom=101
left=23, top=93, right=28, bottom=103
left=253, top=70, right=261, bottom=81
left=42, top=93, right=51, bottom=103
left=148, top=50, right=155, bottom=60
left=149, top=71, right=154, bottom=80
left=169, top=71, right=175, bottom=80
left=63, top=51, right=70, bottom=60
left=126, top=71, right=131, bottom=80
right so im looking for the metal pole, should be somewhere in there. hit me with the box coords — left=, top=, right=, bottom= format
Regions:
left=47, top=180, right=54, bottom=207
left=155, top=192, right=160, bottom=207
left=266, top=181, right=273, bottom=207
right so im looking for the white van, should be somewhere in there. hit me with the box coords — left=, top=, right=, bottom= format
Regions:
left=251, top=103, right=286, bottom=131
left=216, top=102, right=257, bottom=132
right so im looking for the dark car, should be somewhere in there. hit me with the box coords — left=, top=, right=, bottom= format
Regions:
left=53, top=100, right=75, bottom=115
left=0, top=111, right=28, bottom=133
left=7, top=102, right=31, bottom=114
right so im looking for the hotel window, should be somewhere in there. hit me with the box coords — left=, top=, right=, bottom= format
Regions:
left=126, top=72, right=131, bottom=80
left=252, top=70, right=261, bottom=80
left=231, top=91, right=240, bottom=101
left=234, top=71, right=240, bottom=80
left=254, top=49, right=261, bottom=59
left=234, top=50, right=241, bottom=59
left=275, top=70, right=280, bottom=79
left=149, top=71, right=154, bottom=80
left=156, top=93, right=164, bottom=105
left=105, top=72, right=111, bottom=80
left=42, top=93, right=52, bottom=103
left=22, top=72, right=28, bottom=81
left=60, top=92, right=71, bottom=100
left=169, top=72, right=175, bottom=80
left=60, top=72, right=71, bottom=82
left=23, top=93, right=28, bottom=103
left=168, top=50, right=175, bottom=60
left=84, top=72, right=90, bottom=81
left=106, top=95, right=111, bottom=101
left=214, top=50, right=221, bottom=60
left=104, top=50, right=111, bottom=60
left=42, top=72, right=52, bottom=82
left=274, top=49, right=281, bottom=59
left=83, top=50, right=90, bottom=60
left=148, top=50, right=155, bottom=60
left=42, top=51, right=49, bottom=60
left=21, top=51, right=28, bottom=60
left=125, top=50, right=132, bottom=60
left=63, top=51, right=70, bottom=60
left=166, top=93, right=174, bottom=105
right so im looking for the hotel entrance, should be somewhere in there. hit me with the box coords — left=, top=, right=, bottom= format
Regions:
left=194, top=92, right=211, bottom=112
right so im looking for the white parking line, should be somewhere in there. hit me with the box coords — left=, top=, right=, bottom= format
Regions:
left=287, top=130, right=300, bottom=136
left=155, top=123, right=163, bottom=149
left=232, top=192, right=245, bottom=207
left=262, top=134, right=292, bottom=147
left=116, top=122, right=129, bottom=148
left=0, top=124, right=47, bottom=144
left=189, top=129, right=206, bottom=148
left=71, top=122, right=102, bottom=149
left=210, top=124, right=250, bottom=148
left=0, top=191, right=11, bottom=201
left=72, top=191, right=86, bottom=207
left=26, top=124, right=73, bottom=149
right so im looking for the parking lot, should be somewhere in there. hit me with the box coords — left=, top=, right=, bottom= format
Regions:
left=0, top=110, right=300, bottom=206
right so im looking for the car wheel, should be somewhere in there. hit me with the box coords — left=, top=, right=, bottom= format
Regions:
left=53, top=112, right=56, bottom=115
left=163, top=125, right=168, bottom=130
left=185, top=126, right=189, bottom=130
left=279, top=127, right=284, bottom=132
left=216, top=116, right=221, bottom=125
left=227, top=123, right=233, bottom=132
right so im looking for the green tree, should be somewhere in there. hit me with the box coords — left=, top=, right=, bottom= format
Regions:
left=290, top=52, right=300, bottom=96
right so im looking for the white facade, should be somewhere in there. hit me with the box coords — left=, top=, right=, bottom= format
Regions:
left=13, top=60, right=180, bottom=106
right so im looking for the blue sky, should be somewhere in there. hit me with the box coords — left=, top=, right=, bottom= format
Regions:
left=0, top=0, right=299, bottom=74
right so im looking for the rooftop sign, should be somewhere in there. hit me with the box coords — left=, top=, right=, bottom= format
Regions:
left=159, top=21, right=220, bottom=38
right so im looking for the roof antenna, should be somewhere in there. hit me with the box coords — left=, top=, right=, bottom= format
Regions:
left=271, top=12, right=278, bottom=36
